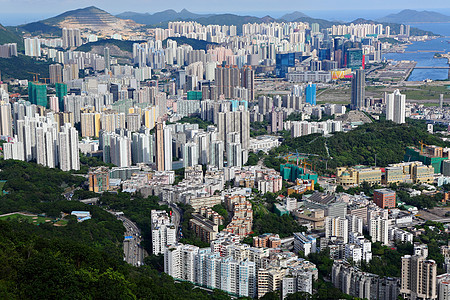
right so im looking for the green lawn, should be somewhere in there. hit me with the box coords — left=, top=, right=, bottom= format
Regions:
left=0, top=213, right=66, bottom=225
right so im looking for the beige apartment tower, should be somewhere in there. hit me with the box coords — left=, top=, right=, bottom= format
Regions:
left=155, top=122, right=165, bottom=171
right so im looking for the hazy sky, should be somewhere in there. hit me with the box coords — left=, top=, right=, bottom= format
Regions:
left=0, top=0, right=449, bottom=25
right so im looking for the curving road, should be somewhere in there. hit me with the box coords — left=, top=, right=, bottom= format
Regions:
left=169, top=203, right=182, bottom=241
left=117, top=214, right=145, bottom=267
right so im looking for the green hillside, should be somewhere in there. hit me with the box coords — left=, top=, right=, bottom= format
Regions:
left=18, top=21, right=61, bottom=37
left=0, top=160, right=230, bottom=299
left=0, top=24, right=23, bottom=48
left=163, top=36, right=218, bottom=51
left=76, top=39, right=146, bottom=53
left=273, top=119, right=450, bottom=171
left=0, top=55, right=51, bottom=81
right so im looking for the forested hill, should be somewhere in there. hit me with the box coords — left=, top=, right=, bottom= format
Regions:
left=0, top=160, right=231, bottom=299
left=273, top=119, right=449, bottom=170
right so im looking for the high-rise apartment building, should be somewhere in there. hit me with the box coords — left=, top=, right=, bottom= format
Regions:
left=163, top=125, right=173, bottom=171
left=81, top=112, right=101, bottom=137
left=325, top=216, right=349, bottom=244
left=217, top=109, right=250, bottom=150
left=155, top=122, right=165, bottom=171
left=241, top=66, right=255, bottom=100
left=183, top=142, right=199, bottom=168
left=58, top=123, right=80, bottom=171
left=401, top=245, right=437, bottom=300
left=62, top=28, right=82, bottom=49
left=215, top=65, right=240, bottom=99
left=104, top=47, right=111, bottom=72
left=5, top=115, right=79, bottom=171
left=49, top=64, right=62, bottom=84
left=24, top=38, right=41, bottom=57
left=151, top=210, right=176, bottom=255
left=0, top=43, right=18, bottom=58
left=164, top=244, right=257, bottom=298
left=386, top=89, right=406, bottom=124
left=28, top=82, right=47, bottom=107
left=0, top=102, right=12, bottom=137
left=368, top=216, right=389, bottom=245
left=305, top=83, right=316, bottom=105
left=351, top=69, right=365, bottom=110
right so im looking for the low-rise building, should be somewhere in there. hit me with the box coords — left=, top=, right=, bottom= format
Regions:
left=293, top=232, right=317, bottom=256
left=253, top=233, right=281, bottom=248
left=189, top=214, right=219, bottom=243
left=293, top=208, right=325, bottom=230
left=373, top=188, right=396, bottom=209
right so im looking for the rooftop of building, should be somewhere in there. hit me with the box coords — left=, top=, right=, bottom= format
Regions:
left=374, top=188, right=396, bottom=195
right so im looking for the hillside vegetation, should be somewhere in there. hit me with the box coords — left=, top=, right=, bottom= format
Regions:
left=163, top=37, right=218, bottom=51
left=272, top=119, right=449, bottom=171
left=0, top=24, right=23, bottom=48
left=0, top=55, right=51, bottom=81
left=0, top=160, right=233, bottom=299
left=76, top=39, right=146, bottom=53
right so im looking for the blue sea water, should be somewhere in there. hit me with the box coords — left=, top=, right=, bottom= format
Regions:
left=383, top=23, right=450, bottom=81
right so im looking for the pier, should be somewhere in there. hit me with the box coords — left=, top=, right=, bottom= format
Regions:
left=414, top=66, right=450, bottom=69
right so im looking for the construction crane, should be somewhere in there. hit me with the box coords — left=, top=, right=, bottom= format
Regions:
left=283, top=154, right=294, bottom=163
left=27, top=72, right=41, bottom=82
left=40, top=78, right=51, bottom=84
left=419, top=141, right=428, bottom=154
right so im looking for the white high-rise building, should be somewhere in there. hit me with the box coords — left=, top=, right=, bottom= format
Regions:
left=0, top=102, right=12, bottom=137
left=227, top=142, right=242, bottom=168
left=368, top=216, right=389, bottom=245
left=131, top=131, right=154, bottom=165
left=183, top=142, right=199, bottom=168
left=346, top=215, right=363, bottom=235
left=3, top=138, right=24, bottom=160
left=163, top=125, right=173, bottom=170
left=282, top=271, right=313, bottom=298
left=325, top=216, right=349, bottom=244
left=164, top=243, right=199, bottom=282
left=210, top=140, right=224, bottom=169
left=293, top=232, right=317, bottom=256
left=151, top=210, right=176, bottom=255
left=58, top=123, right=80, bottom=171
left=437, top=273, right=450, bottom=300
left=24, top=38, right=41, bottom=57
left=386, top=89, right=406, bottom=124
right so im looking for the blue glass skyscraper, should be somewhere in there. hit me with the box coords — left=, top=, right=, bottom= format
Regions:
left=305, top=83, right=316, bottom=105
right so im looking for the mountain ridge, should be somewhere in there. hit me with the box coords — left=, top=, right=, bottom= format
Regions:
left=116, top=9, right=214, bottom=25
left=32, top=6, right=141, bottom=32
left=8, top=7, right=441, bottom=39
left=378, top=9, right=450, bottom=23
left=280, top=11, right=310, bottom=22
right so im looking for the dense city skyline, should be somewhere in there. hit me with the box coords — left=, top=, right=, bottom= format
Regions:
left=0, top=0, right=450, bottom=298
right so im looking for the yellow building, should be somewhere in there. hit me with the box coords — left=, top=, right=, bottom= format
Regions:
left=384, top=162, right=434, bottom=184
left=287, top=179, right=314, bottom=195
left=336, top=166, right=382, bottom=186
left=88, top=166, right=110, bottom=193
left=81, top=112, right=101, bottom=137
left=412, top=164, right=434, bottom=184
left=143, top=106, right=157, bottom=130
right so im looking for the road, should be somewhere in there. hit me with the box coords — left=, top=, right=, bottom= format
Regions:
left=117, top=214, right=145, bottom=267
left=169, top=203, right=182, bottom=241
